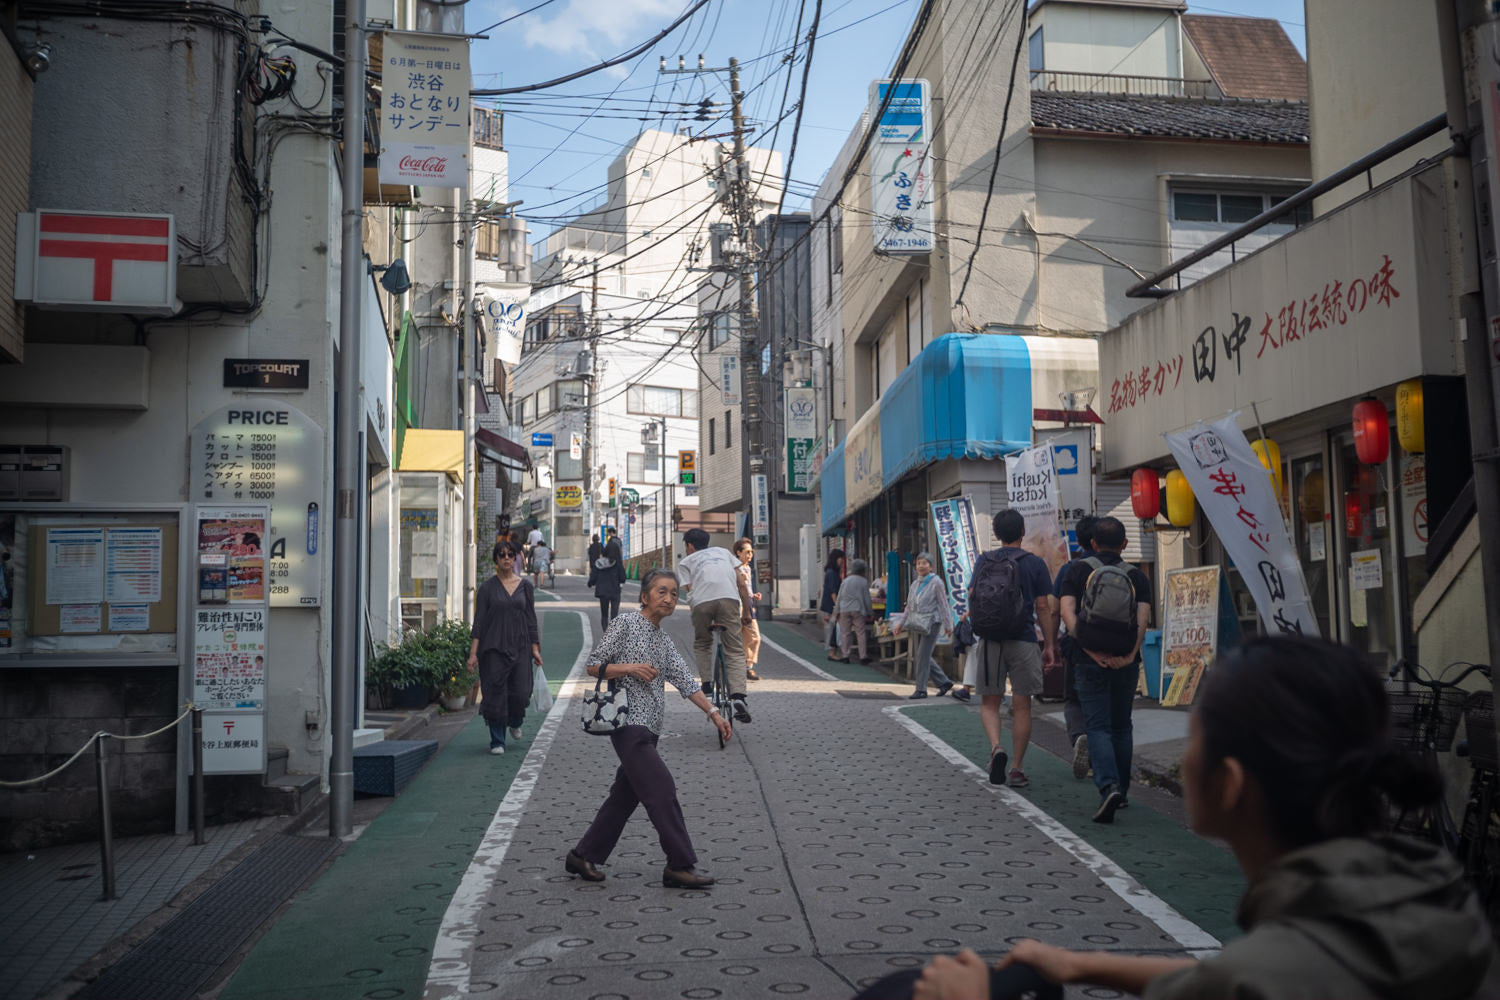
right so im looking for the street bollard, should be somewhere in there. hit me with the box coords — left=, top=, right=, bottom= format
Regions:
left=95, top=735, right=116, bottom=902
left=192, top=708, right=205, bottom=846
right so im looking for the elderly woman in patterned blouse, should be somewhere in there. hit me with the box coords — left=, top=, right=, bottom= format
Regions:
left=566, top=567, right=733, bottom=890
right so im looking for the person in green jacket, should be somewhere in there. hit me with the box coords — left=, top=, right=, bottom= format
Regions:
left=911, top=635, right=1496, bottom=1000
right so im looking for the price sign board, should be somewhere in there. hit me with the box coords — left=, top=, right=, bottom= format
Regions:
left=1160, top=566, right=1221, bottom=707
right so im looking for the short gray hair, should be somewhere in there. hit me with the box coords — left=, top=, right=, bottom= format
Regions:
left=639, top=567, right=679, bottom=600
left=849, top=558, right=869, bottom=576
left=915, top=551, right=935, bottom=566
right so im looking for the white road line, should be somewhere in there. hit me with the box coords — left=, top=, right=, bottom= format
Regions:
left=757, top=631, right=846, bottom=683
left=424, top=611, right=594, bottom=1000
left=883, top=704, right=1222, bottom=955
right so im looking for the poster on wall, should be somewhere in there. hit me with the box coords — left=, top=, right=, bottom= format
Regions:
left=194, top=504, right=269, bottom=774
left=197, top=512, right=266, bottom=604
left=1004, top=445, right=1069, bottom=578
left=193, top=608, right=267, bottom=710
left=45, top=527, right=104, bottom=605
left=196, top=712, right=266, bottom=775
left=1160, top=566, right=1221, bottom=707
left=929, top=497, right=981, bottom=622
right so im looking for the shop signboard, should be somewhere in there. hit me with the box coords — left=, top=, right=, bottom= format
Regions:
left=193, top=504, right=269, bottom=775
left=555, top=485, right=583, bottom=510
left=845, top=406, right=883, bottom=512
left=1004, top=444, right=1069, bottom=578
left=929, top=496, right=981, bottom=622
left=1165, top=414, right=1319, bottom=636
left=197, top=712, right=265, bottom=776
left=1400, top=454, right=1427, bottom=556
left=785, top=386, right=817, bottom=493
left=1038, top=426, right=1094, bottom=525
left=720, top=355, right=741, bottom=406
left=482, top=283, right=528, bottom=366
left=191, top=404, right=324, bottom=607
left=869, top=78, right=934, bottom=253
left=1160, top=566, right=1221, bottom=707
left=751, top=474, right=770, bottom=545
left=378, top=31, right=471, bottom=189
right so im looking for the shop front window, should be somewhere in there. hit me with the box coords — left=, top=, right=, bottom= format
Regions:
left=1290, top=454, right=1334, bottom=640
left=1335, top=438, right=1399, bottom=667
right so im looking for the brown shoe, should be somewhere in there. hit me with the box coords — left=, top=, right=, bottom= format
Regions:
left=662, top=866, right=715, bottom=889
left=566, top=851, right=605, bottom=882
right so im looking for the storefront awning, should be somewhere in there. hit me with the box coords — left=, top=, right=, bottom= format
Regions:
left=821, top=333, right=1096, bottom=533
left=397, top=429, right=464, bottom=482
left=476, top=427, right=531, bottom=472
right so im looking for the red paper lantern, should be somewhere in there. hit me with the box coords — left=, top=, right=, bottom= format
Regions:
left=1130, top=468, right=1160, bottom=520
left=1352, top=398, right=1390, bottom=465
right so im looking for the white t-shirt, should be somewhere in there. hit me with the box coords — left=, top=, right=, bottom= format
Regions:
left=676, top=547, right=743, bottom=607
left=526, top=528, right=545, bottom=548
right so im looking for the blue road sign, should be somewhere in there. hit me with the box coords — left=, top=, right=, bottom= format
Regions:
left=531, top=433, right=553, bottom=447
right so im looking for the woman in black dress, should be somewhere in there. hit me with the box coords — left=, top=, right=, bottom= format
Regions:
left=467, top=540, right=542, bottom=755
left=588, top=534, right=626, bottom=631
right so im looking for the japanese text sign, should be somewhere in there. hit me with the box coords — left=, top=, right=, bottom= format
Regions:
left=1004, top=444, right=1069, bottom=578
left=869, top=79, right=934, bottom=254
left=19, top=210, right=177, bottom=314
left=379, top=32, right=471, bottom=189
left=929, top=497, right=980, bottom=622
left=1164, top=414, right=1319, bottom=637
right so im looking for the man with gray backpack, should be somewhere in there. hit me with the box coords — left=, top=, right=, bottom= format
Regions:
left=1057, top=516, right=1152, bottom=824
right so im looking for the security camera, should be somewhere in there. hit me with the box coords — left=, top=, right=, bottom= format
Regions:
left=24, top=44, right=51, bottom=74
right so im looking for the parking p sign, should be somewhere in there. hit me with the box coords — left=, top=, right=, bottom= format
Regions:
left=678, top=450, right=696, bottom=486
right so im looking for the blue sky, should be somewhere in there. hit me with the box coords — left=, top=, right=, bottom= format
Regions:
left=466, top=0, right=1307, bottom=232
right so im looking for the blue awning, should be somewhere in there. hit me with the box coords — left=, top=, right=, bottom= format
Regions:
left=820, top=443, right=846, bottom=535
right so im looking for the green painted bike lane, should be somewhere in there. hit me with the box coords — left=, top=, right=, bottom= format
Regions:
left=762, top=621, right=1245, bottom=944
left=221, top=609, right=585, bottom=1000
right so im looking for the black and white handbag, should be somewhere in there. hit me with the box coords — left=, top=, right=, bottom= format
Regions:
left=581, top=665, right=629, bottom=734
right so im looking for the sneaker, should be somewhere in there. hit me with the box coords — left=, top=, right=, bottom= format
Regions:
left=489, top=746, right=505, bottom=755
left=906, top=690, right=928, bottom=700
left=952, top=688, right=972, bottom=703
left=1093, top=788, right=1125, bottom=824
left=988, top=747, right=1008, bottom=786
left=1071, top=735, right=1090, bottom=780
left=509, top=726, right=523, bottom=741
left=731, top=696, right=752, bottom=723
left=1008, top=768, right=1030, bottom=788
left=937, top=682, right=954, bottom=697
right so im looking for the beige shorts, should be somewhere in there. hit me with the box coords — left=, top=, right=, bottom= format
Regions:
left=972, top=638, right=1043, bottom=697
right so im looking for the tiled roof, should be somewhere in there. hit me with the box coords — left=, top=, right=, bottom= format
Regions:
left=1029, top=91, right=1309, bottom=144
left=1183, top=14, right=1308, bottom=101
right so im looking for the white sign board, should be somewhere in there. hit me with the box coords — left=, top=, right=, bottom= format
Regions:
left=869, top=79, right=934, bottom=253
left=482, top=284, right=528, bottom=366
left=1400, top=454, right=1427, bottom=556
left=720, top=355, right=742, bottom=406
left=191, top=404, right=325, bottom=607
left=1165, top=414, right=1319, bottom=636
left=751, top=473, right=771, bottom=545
left=199, top=712, right=266, bottom=775
left=785, top=386, right=818, bottom=494
left=1005, top=444, right=1069, bottom=578
left=16, top=210, right=177, bottom=314
left=378, top=32, right=471, bottom=189
left=193, top=607, right=267, bottom=710
left=1038, top=426, right=1094, bottom=526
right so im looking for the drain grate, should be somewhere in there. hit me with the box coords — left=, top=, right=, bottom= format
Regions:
left=74, top=834, right=338, bottom=1000
left=835, top=689, right=901, bottom=699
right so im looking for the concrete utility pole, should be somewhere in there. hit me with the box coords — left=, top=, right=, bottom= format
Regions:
left=584, top=266, right=600, bottom=548
left=461, top=200, right=476, bottom=620
left=331, top=0, right=367, bottom=839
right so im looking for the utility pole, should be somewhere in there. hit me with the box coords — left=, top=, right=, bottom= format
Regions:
left=331, top=0, right=367, bottom=839
left=460, top=198, right=476, bottom=621
left=585, top=265, right=600, bottom=551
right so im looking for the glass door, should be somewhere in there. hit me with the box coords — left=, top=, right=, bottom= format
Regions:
left=1289, top=452, right=1335, bottom=640
left=1332, top=435, right=1399, bottom=668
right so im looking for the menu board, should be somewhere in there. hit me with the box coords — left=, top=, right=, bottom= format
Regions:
left=1160, top=566, right=1221, bottom=708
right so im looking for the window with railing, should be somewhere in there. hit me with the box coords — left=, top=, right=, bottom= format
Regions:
left=474, top=106, right=504, bottom=150
left=1030, top=70, right=1220, bottom=99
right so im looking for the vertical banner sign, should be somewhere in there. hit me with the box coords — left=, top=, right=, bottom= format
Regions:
left=784, top=386, right=818, bottom=493
left=751, top=474, right=771, bottom=545
left=1164, top=414, right=1319, bottom=636
left=720, top=355, right=742, bottom=405
left=379, top=32, right=471, bottom=189
left=1160, top=566, right=1221, bottom=707
left=1005, top=445, right=1070, bottom=578
left=929, top=497, right=981, bottom=622
left=870, top=79, right=934, bottom=253
left=483, top=284, right=528, bottom=366
left=1038, top=427, right=1095, bottom=527
left=194, top=505, right=270, bottom=775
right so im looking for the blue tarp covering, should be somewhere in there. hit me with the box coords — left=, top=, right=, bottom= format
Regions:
left=819, top=443, right=846, bottom=534
left=879, top=333, right=1034, bottom=485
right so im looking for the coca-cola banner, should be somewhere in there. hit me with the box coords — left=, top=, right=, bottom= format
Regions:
left=379, top=31, right=471, bottom=190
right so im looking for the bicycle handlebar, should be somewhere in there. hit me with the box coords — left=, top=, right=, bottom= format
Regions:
left=1392, top=658, right=1492, bottom=691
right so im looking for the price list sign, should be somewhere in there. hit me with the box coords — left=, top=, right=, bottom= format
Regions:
left=191, top=405, right=325, bottom=607
left=1160, top=566, right=1222, bottom=708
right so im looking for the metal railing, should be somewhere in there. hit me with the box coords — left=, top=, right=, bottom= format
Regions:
left=0, top=706, right=208, bottom=901
left=1030, top=70, right=1219, bottom=99
left=1128, top=113, right=1450, bottom=298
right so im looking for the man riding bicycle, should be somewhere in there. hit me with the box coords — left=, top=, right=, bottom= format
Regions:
left=677, top=528, right=754, bottom=723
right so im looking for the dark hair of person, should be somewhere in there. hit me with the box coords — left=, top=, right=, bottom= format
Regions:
left=683, top=528, right=711, bottom=550
left=639, top=567, right=679, bottom=602
left=1074, top=514, right=1100, bottom=551
left=825, top=548, right=845, bottom=572
left=1092, top=516, right=1127, bottom=551
left=1194, top=636, right=1440, bottom=848
left=993, top=508, right=1025, bottom=544
left=492, top=540, right=520, bottom=563
left=734, top=537, right=754, bottom=555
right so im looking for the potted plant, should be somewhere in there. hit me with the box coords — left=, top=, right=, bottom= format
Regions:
left=429, top=620, right=476, bottom=711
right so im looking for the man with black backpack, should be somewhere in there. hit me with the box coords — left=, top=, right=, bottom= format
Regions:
left=1058, top=516, right=1152, bottom=824
left=966, top=509, right=1058, bottom=789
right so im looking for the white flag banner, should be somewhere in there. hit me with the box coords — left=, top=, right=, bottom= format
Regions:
left=1004, top=444, right=1070, bottom=578
left=1164, top=413, right=1319, bottom=637
left=481, top=284, right=528, bottom=366
left=379, top=31, right=471, bottom=189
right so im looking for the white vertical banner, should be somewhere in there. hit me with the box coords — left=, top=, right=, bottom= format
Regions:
left=720, top=355, right=742, bottom=406
left=750, top=474, right=770, bottom=545
left=379, top=32, right=471, bottom=189
left=784, top=386, right=818, bottom=493
left=869, top=78, right=935, bottom=253
left=929, top=496, right=981, bottom=622
left=482, top=284, right=528, bottom=366
left=1005, top=444, right=1070, bottom=578
left=1164, top=414, right=1319, bottom=636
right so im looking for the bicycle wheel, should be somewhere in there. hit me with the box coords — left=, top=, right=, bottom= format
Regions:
left=713, top=639, right=731, bottom=749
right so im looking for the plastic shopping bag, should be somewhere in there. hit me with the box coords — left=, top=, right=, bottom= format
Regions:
left=531, top=663, right=554, bottom=712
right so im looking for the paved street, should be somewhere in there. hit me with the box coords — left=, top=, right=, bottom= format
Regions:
left=215, top=578, right=1238, bottom=1000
